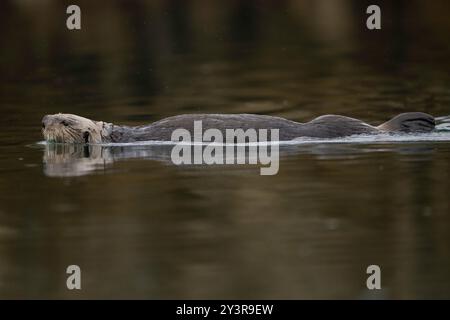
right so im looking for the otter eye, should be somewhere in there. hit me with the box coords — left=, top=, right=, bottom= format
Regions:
left=61, top=120, right=69, bottom=127
left=83, top=131, right=90, bottom=144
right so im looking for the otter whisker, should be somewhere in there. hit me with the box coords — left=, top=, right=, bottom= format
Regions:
left=66, top=129, right=78, bottom=143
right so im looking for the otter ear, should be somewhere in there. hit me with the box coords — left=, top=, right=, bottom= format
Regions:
left=83, top=131, right=90, bottom=144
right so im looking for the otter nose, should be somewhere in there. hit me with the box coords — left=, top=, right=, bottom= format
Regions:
left=42, top=115, right=52, bottom=128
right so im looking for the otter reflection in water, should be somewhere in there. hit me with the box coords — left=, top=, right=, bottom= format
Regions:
left=42, top=141, right=437, bottom=178
left=42, top=143, right=177, bottom=177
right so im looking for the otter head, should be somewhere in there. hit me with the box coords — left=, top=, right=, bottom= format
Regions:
left=42, top=113, right=111, bottom=144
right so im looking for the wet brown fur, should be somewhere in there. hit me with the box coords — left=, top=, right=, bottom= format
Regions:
left=42, top=112, right=435, bottom=144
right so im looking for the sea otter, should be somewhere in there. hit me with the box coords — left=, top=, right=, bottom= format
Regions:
left=41, top=112, right=435, bottom=144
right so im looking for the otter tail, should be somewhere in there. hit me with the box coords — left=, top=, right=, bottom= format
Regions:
left=377, top=112, right=435, bottom=133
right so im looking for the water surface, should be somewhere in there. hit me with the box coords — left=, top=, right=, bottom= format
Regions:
left=1, top=0, right=450, bottom=299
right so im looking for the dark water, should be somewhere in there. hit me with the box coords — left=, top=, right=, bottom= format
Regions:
left=1, top=0, right=450, bottom=299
